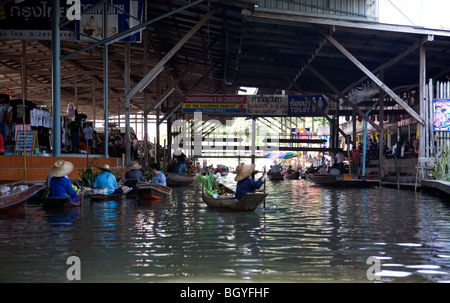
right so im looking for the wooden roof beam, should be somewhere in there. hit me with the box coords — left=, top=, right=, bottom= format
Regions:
left=322, top=30, right=425, bottom=125
left=341, top=34, right=435, bottom=94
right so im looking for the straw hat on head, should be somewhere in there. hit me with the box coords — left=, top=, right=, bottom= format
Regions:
left=128, top=161, right=142, bottom=170
left=95, top=163, right=114, bottom=173
left=50, top=160, right=74, bottom=177
left=234, top=163, right=255, bottom=182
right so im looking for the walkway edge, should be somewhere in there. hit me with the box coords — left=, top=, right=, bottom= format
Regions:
left=421, top=179, right=450, bottom=196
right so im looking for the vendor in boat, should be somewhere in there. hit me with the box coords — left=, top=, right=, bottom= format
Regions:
left=234, top=163, right=266, bottom=201
left=47, top=160, right=83, bottom=202
left=173, top=148, right=187, bottom=175
left=329, top=163, right=341, bottom=176
left=125, top=161, right=146, bottom=185
left=150, top=163, right=167, bottom=186
left=93, top=164, right=130, bottom=195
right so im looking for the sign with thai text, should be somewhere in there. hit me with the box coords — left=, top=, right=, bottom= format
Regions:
left=0, top=0, right=143, bottom=42
left=247, top=95, right=288, bottom=116
left=288, top=95, right=328, bottom=116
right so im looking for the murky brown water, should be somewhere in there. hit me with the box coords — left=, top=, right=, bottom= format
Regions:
left=1, top=176, right=450, bottom=282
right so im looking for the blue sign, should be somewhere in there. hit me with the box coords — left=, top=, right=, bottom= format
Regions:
left=288, top=95, right=328, bottom=116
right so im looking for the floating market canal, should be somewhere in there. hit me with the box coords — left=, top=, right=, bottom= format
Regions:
left=1, top=175, right=450, bottom=283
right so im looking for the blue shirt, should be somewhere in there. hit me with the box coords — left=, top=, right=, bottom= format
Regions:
left=48, top=176, right=78, bottom=199
left=235, top=177, right=264, bottom=201
left=151, top=171, right=167, bottom=186
left=93, top=171, right=118, bottom=194
left=125, top=169, right=145, bottom=184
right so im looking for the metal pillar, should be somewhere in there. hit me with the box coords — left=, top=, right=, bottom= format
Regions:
left=51, top=0, right=61, bottom=156
left=103, top=1, right=109, bottom=158
left=125, top=41, right=131, bottom=166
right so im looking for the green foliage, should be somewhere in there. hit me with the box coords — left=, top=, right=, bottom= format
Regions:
left=143, top=170, right=153, bottom=180
left=197, top=172, right=219, bottom=197
left=77, top=161, right=100, bottom=188
left=431, top=144, right=450, bottom=182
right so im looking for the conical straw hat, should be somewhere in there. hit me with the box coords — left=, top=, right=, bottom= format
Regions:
left=128, top=161, right=142, bottom=169
left=234, top=163, right=255, bottom=181
left=50, top=160, right=74, bottom=177
left=95, top=163, right=114, bottom=173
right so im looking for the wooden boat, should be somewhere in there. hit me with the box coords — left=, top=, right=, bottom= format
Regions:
left=284, top=170, right=300, bottom=180
left=268, top=173, right=284, bottom=180
left=85, top=186, right=132, bottom=201
left=201, top=184, right=268, bottom=212
left=42, top=196, right=83, bottom=208
left=135, top=183, right=172, bottom=200
left=306, top=173, right=378, bottom=187
left=0, top=182, right=46, bottom=214
left=165, top=173, right=196, bottom=186
left=88, top=192, right=126, bottom=201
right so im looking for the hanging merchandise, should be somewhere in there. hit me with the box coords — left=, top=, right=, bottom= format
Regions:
left=67, top=102, right=76, bottom=118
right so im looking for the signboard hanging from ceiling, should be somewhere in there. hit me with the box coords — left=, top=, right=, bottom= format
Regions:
left=247, top=95, right=288, bottom=116
left=182, top=94, right=329, bottom=116
left=182, top=95, right=247, bottom=114
left=287, top=95, right=328, bottom=117
left=0, top=0, right=143, bottom=42
left=75, top=0, right=143, bottom=42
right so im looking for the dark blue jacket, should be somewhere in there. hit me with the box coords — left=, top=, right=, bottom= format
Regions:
left=235, top=177, right=264, bottom=200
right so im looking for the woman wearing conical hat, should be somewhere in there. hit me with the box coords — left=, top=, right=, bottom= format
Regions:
left=93, top=164, right=130, bottom=195
left=47, top=160, right=82, bottom=202
left=125, top=161, right=145, bottom=185
left=234, top=163, right=266, bottom=201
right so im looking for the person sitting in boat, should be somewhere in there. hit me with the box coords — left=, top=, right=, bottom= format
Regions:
left=173, top=148, right=187, bottom=175
left=329, top=163, right=341, bottom=176
left=94, top=164, right=130, bottom=195
left=268, top=164, right=282, bottom=175
left=234, top=163, right=266, bottom=201
left=150, top=163, right=167, bottom=186
left=125, top=161, right=146, bottom=186
left=47, top=160, right=83, bottom=202
left=318, top=163, right=328, bottom=174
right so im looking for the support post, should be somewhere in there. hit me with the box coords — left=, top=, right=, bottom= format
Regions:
left=103, top=1, right=109, bottom=158
left=51, top=0, right=61, bottom=156
left=125, top=41, right=131, bottom=166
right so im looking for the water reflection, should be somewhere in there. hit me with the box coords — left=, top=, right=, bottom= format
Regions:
left=0, top=178, right=450, bottom=282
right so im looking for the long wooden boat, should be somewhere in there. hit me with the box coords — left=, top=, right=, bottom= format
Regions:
left=135, top=183, right=172, bottom=200
left=268, top=173, right=284, bottom=180
left=0, top=182, right=46, bottom=214
left=306, top=173, right=379, bottom=187
left=88, top=192, right=126, bottom=201
left=284, top=170, right=300, bottom=180
left=42, top=196, right=83, bottom=209
left=201, top=185, right=268, bottom=212
left=165, top=173, right=196, bottom=186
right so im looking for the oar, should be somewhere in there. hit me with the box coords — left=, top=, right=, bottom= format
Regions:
left=263, top=165, right=266, bottom=208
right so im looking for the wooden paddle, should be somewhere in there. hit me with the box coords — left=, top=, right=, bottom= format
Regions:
left=263, top=165, right=266, bottom=208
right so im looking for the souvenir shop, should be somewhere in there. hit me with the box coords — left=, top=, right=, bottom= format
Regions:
left=0, top=93, right=52, bottom=155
